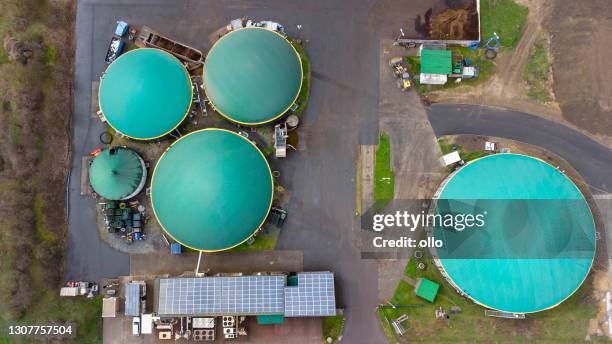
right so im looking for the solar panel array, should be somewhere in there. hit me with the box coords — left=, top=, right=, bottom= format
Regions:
left=284, top=272, right=336, bottom=317
left=157, top=276, right=285, bottom=316
left=124, top=283, right=141, bottom=316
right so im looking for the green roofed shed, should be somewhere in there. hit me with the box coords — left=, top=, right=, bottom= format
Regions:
left=415, top=278, right=440, bottom=303
left=99, top=48, right=192, bottom=140
left=203, top=28, right=303, bottom=125
left=420, top=50, right=452, bottom=75
left=256, top=314, right=285, bottom=325
left=89, top=147, right=147, bottom=200
left=151, top=129, right=273, bottom=251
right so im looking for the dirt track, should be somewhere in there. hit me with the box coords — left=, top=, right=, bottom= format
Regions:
left=429, top=0, right=612, bottom=148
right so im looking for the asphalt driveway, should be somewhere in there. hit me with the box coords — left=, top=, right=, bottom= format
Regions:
left=427, top=104, right=612, bottom=194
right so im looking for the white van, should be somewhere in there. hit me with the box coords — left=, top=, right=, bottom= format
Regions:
left=132, top=316, right=141, bottom=336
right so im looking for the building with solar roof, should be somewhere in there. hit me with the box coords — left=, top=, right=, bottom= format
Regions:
left=203, top=28, right=303, bottom=125
left=151, top=129, right=273, bottom=252
left=88, top=147, right=147, bottom=200
left=99, top=48, right=193, bottom=140
left=155, top=272, right=336, bottom=318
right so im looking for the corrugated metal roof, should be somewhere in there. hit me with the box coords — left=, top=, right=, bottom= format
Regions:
left=420, top=50, right=452, bottom=75
left=125, top=283, right=141, bottom=316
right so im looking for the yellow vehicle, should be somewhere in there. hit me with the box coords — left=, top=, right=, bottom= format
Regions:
left=389, top=57, right=412, bottom=91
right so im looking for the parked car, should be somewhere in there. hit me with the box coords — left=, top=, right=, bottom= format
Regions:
left=132, top=316, right=141, bottom=336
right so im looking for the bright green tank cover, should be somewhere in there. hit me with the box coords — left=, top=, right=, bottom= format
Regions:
left=151, top=129, right=273, bottom=251
left=89, top=147, right=146, bottom=200
left=99, top=49, right=192, bottom=140
left=435, top=154, right=595, bottom=313
left=203, top=28, right=303, bottom=125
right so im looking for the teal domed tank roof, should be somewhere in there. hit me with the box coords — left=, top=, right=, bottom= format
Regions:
left=151, top=129, right=274, bottom=251
left=99, top=48, right=192, bottom=140
left=434, top=154, right=595, bottom=313
left=203, top=28, right=303, bottom=125
left=89, top=147, right=147, bottom=200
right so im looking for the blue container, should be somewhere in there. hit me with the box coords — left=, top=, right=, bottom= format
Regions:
left=115, top=21, right=129, bottom=37
left=170, top=243, right=182, bottom=255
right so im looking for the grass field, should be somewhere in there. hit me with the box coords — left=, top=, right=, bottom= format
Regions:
left=374, top=132, right=394, bottom=207
left=480, top=0, right=529, bottom=49
left=438, top=138, right=488, bottom=168
left=229, top=232, right=278, bottom=252
left=523, top=35, right=551, bottom=103
left=322, top=315, right=345, bottom=343
left=379, top=248, right=598, bottom=343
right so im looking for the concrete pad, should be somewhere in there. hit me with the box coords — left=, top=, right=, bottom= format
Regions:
left=245, top=317, right=322, bottom=344
left=130, top=250, right=304, bottom=277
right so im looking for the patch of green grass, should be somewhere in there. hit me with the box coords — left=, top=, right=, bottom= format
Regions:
left=8, top=114, right=22, bottom=146
left=480, top=0, right=529, bottom=49
left=291, top=40, right=311, bottom=116
left=322, top=315, right=345, bottom=343
left=523, top=36, right=551, bottom=103
left=376, top=308, right=399, bottom=344
left=10, top=293, right=103, bottom=343
left=404, top=258, right=418, bottom=279
left=230, top=232, right=278, bottom=252
left=374, top=132, right=394, bottom=207
left=33, top=194, right=55, bottom=242
left=43, top=43, right=57, bottom=82
left=438, top=138, right=488, bottom=165
left=378, top=249, right=598, bottom=343
left=262, top=146, right=274, bottom=156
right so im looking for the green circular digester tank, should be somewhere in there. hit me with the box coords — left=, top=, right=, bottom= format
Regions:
left=434, top=154, right=595, bottom=313
left=89, top=147, right=147, bottom=200
left=151, top=129, right=274, bottom=251
left=99, top=48, right=192, bottom=140
left=203, top=28, right=303, bottom=125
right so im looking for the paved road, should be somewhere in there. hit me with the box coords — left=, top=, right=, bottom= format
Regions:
left=427, top=104, right=612, bottom=194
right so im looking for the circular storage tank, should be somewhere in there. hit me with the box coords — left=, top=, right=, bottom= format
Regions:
left=151, top=129, right=273, bottom=251
left=203, top=28, right=303, bottom=125
left=89, top=147, right=147, bottom=200
left=99, top=48, right=192, bottom=140
left=434, top=154, right=595, bottom=313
